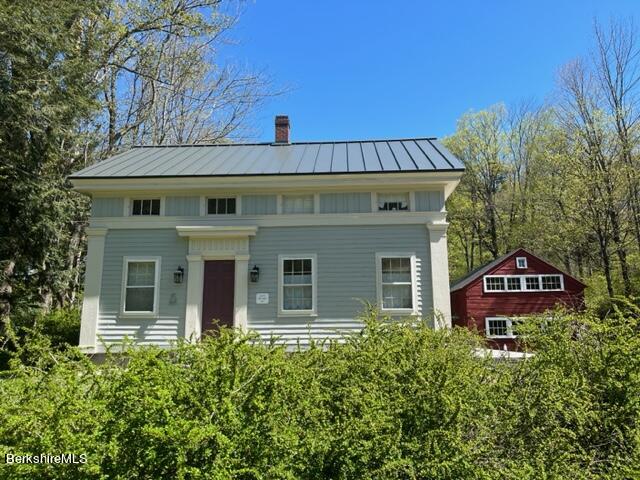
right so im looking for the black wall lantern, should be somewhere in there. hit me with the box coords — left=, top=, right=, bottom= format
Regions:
left=250, top=265, right=260, bottom=283
left=173, top=266, right=185, bottom=284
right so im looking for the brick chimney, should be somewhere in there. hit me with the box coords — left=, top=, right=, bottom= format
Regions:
left=274, top=115, right=290, bottom=144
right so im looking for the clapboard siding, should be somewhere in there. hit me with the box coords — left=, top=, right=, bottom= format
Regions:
left=165, top=196, right=200, bottom=216
left=319, top=192, right=371, bottom=213
left=97, top=229, right=188, bottom=346
left=247, top=225, right=432, bottom=343
left=91, top=197, right=123, bottom=217
left=414, top=190, right=444, bottom=211
left=242, top=195, right=277, bottom=215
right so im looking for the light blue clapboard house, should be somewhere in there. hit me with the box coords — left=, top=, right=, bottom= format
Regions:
left=70, top=116, right=464, bottom=352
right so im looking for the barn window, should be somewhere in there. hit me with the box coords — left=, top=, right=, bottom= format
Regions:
left=484, top=276, right=505, bottom=292
left=506, top=276, right=521, bottom=291
left=484, top=274, right=565, bottom=292
left=377, top=254, right=416, bottom=312
left=541, top=275, right=563, bottom=290
left=516, top=257, right=527, bottom=269
left=524, top=276, right=540, bottom=290
left=486, top=317, right=519, bottom=338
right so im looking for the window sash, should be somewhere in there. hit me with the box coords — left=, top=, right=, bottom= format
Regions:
left=131, top=198, right=160, bottom=216
left=483, top=274, right=563, bottom=292
left=207, top=197, right=236, bottom=215
left=516, top=257, right=527, bottom=269
left=486, top=316, right=521, bottom=338
left=378, top=255, right=415, bottom=311
left=280, top=256, right=315, bottom=313
left=122, top=259, right=159, bottom=314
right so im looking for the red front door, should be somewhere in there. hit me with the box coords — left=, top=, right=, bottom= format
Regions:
left=202, top=260, right=235, bottom=333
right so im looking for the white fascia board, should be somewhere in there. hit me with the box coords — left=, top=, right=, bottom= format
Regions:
left=91, top=211, right=448, bottom=230
left=70, top=172, right=463, bottom=195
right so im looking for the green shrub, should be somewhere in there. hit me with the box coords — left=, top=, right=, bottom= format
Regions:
left=0, top=306, right=81, bottom=371
left=0, top=308, right=638, bottom=479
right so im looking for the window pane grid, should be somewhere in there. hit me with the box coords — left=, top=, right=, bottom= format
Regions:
left=484, top=274, right=563, bottom=292
left=124, top=261, right=156, bottom=312
left=282, top=258, right=314, bottom=311
left=486, top=317, right=525, bottom=338
left=132, top=199, right=160, bottom=216
left=207, top=197, right=236, bottom=215
left=541, top=275, right=562, bottom=290
left=380, top=256, right=413, bottom=309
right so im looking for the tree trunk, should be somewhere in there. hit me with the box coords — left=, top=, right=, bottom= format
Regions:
left=596, top=230, right=614, bottom=298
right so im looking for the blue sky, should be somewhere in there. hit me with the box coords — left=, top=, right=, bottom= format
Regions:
left=225, top=1, right=640, bottom=142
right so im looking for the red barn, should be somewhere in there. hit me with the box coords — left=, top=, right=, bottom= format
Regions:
left=450, top=248, right=586, bottom=350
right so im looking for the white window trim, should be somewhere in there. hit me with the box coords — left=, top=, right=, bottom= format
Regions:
left=485, top=316, right=518, bottom=339
left=204, top=195, right=240, bottom=216
left=483, top=274, right=564, bottom=293
left=278, top=254, right=318, bottom=317
left=516, top=257, right=527, bottom=269
left=128, top=197, right=164, bottom=217
left=120, top=256, right=161, bottom=317
left=375, top=252, right=418, bottom=315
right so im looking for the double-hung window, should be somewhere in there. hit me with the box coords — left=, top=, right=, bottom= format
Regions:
left=122, top=257, right=160, bottom=315
left=279, top=255, right=317, bottom=315
left=131, top=198, right=161, bottom=216
left=377, top=254, right=416, bottom=312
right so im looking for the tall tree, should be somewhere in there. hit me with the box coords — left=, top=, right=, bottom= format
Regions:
left=0, top=1, right=103, bottom=321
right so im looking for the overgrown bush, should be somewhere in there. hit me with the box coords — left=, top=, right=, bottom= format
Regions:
left=0, top=307, right=638, bottom=479
left=0, top=306, right=81, bottom=371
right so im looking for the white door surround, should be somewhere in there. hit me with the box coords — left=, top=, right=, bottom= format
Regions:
left=176, top=226, right=257, bottom=340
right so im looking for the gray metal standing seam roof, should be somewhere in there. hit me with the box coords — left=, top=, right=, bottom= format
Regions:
left=69, top=138, right=464, bottom=179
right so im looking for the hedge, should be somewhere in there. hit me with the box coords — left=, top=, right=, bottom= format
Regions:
left=0, top=304, right=639, bottom=479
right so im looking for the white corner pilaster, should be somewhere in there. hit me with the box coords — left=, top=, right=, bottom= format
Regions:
left=79, top=227, right=108, bottom=351
left=426, top=222, right=452, bottom=329
left=234, top=255, right=250, bottom=332
left=184, top=254, right=204, bottom=342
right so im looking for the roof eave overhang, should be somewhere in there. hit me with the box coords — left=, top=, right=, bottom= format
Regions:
left=69, top=170, right=465, bottom=195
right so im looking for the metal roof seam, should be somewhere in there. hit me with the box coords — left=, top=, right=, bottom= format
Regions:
left=310, top=143, right=322, bottom=172
left=291, top=144, right=308, bottom=173
left=78, top=147, right=152, bottom=177
left=146, top=141, right=206, bottom=175
left=157, top=143, right=212, bottom=175
left=413, top=140, right=438, bottom=169
left=329, top=143, right=335, bottom=173
left=345, top=142, right=350, bottom=172
left=386, top=141, right=402, bottom=170
left=359, top=142, right=366, bottom=172
left=372, top=142, right=385, bottom=171
left=428, top=139, right=456, bottom=169
left=400, top=140, right=420, bottom=170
